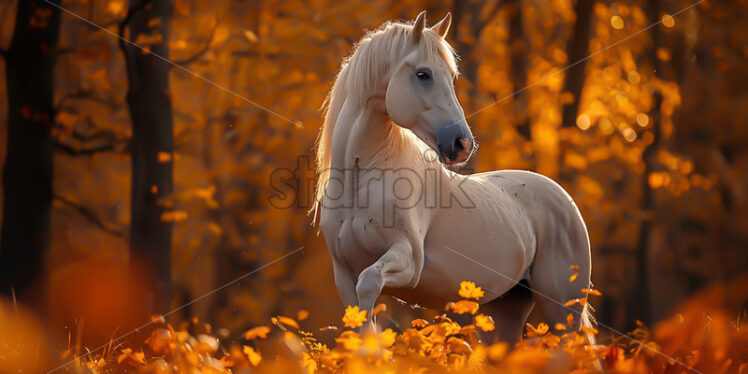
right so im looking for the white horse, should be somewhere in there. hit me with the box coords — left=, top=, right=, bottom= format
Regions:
left=315, top=11, right=594, bottom=343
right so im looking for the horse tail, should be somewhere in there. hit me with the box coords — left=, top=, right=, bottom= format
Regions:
left=580, top=301, right=597, bottom=345
left=581, top=301, right=604, bottom=371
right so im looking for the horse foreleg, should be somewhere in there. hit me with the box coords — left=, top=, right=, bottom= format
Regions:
left=356, top=240, right=415, bottom=320
left=333, top=259, right=359, bottom=308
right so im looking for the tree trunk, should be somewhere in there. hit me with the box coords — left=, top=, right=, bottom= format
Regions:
left=121, top=0, right=174, bottom=318
left=560, top=0, right=593, bottom=128
left=632, top=0, right=664, bottom=327
left=0, top=0, right=61, bottom=300
left=506, top=0, right=531, bottom=140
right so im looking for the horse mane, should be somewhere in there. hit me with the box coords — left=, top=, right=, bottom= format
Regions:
left=311, top=18, right=458, bottom=220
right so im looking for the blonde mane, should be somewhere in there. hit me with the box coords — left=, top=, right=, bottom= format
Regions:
left=312, top=19, right=458, bottom=219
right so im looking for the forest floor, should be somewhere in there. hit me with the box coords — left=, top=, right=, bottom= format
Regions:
left=33, top=277, right=745, bottom=374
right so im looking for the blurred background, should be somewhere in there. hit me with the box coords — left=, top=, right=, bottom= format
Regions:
left=0, top=0, right=746, bottom=369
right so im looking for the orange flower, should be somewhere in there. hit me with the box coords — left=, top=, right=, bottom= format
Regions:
left=379, top=328, right=397, bottom=347
left=335, top=330, right=362, bottom=350
left=475, top=314, right=495, bottom=332
left=525, top=322, right=549, bottom=337
left=411, top=319, right=429, bottom=328
left=458, top=281, right=485, bottom=300
left=446, top=300, right=480, bottom=315
left=342, top=305, right=368, bottom=328
left=116, top=348, right=146, bottom=366
left=569, top=272, right=579, bottom=282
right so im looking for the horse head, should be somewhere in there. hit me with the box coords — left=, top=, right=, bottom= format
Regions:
left=385, top=11, right=475, bottom=166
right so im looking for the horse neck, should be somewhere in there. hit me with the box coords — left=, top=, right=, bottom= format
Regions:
left=330, top=96, right=420, bottom=171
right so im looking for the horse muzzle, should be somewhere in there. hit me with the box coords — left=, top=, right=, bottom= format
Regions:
left=436, top=122, right=474, bottom=165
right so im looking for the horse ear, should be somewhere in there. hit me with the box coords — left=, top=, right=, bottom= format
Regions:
left=431, top=12, right=452, bottom=39
left=412, top=10, right=427, bottom=43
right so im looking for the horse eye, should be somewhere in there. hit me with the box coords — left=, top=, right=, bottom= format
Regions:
left=416, top=71, right=431, bottom=80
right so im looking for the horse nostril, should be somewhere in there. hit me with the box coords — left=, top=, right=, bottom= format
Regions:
left=454, top=137, right=470, bottom=153
left=453, top=137, right=465, bottom=152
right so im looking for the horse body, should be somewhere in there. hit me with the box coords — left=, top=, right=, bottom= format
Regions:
left=316, top=11, right=593, bottom=342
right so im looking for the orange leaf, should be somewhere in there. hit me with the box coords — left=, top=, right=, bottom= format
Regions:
left=277, top=315, right=299, bottom=329
left=243, top=325, right=271, bottom=340
left=581, top=288, right=603, bottom=296
left=564, top=298, right=586, bottom=307
left=243, top=345, right=262, bottom=366
left=372, top=303, right=387, bottom=316
left=569, top=272, right=579, bottom=282
left=296, top=309, right=309, bottom=321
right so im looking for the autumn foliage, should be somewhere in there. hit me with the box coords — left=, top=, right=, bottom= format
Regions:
left=9, top=278, right=735, bottom=374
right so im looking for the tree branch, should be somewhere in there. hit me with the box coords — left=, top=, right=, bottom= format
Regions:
left=56, top=89, right=120, bottom=110
left=173, top=19, right=220, bottom=66
left=118, top=0, right=150, bottom=50
left=54, top=138, right=130, bottom=156
left=230, top=50, right=284, bottom=58
left=53, top=195, right=126, bottom=239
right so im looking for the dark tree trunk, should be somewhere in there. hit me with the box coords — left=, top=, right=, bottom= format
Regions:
left=121, top=0, right=174, bottom=317
left=632, top=0, right=664, bottom=327
left=506, top=0, right=531, bottom=140
left=0, top=0, right=61, bottom=299
left=451, top=0, right=484, bottom=108
left=560, top=0, right=594, bottom=128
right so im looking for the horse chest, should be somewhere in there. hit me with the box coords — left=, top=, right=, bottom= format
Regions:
left=327, top=214, right=390, bottom=274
